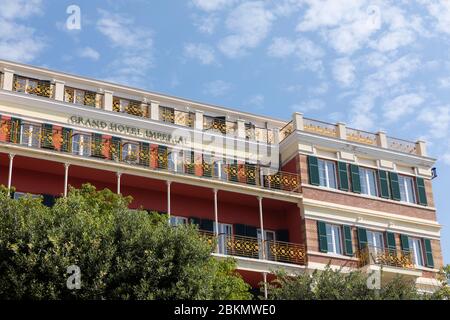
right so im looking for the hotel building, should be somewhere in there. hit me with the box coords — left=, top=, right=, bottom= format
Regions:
left=0, top=60, right=443, bottom=295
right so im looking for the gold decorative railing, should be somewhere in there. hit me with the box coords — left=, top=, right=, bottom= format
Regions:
left=357, top=246, right=414, bottom=269
left=174, top=110, right=195, bottom=128
left=263, top=171, right=300, bottom=192
left=346, top=127, right=378, bottom=146
left=13, top=76, right=53, bottom=98
left=198, top=231, right=306, bottom=265
left=113, top=97, right=148, bottom=118
left=304, top=118, right=337, bottom=138
left=387, top=137, right=417, bottom=155
left=65, top=87, right=102, bottom=108
left=279, top=121, right=293, bottom=141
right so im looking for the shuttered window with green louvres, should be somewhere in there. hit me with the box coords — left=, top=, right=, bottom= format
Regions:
left=110, top=136, right=122, bottom=161
left=337, top=162, right=349, bottom=191
left=416, top=177, right=428, bottom=206
left=350, top=164, right=361, bottom=193
left=139, top=142, right=150, bottom=166
left=400, top=234, right=409, bottom=252
left=9, top=118, right=21, bottom=143
left=308, top=155, right=320, bottom=186
left=423, top=239, right=434, bottom=268
left=41, top=124, right=54, bottom=149
left=317, top=221, right=328, bottom=253
left=357, top=227, right=368, bottom=249
left=61, top=128, right=72, bottom=152
left=91, top=133, right=103, bottom=157
left=386, top=232, right=396, bottom=251
left=343, top=225, right=353, bottom=256
left=378, top=170, right=390, bottom=199
left=389, top=172, right=401, bottom=201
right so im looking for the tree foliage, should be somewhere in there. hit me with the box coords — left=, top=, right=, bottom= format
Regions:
left=263, top=264, right=445, bottom=300
left=0, top=184, right=251, bottom=300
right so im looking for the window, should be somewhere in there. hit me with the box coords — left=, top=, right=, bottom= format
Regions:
left=257, top=229, right=275, bottom=259
left=359, top=167, right=378, bottom=196
left=214, top=223, right=233, bottom=255
left=14, top=76, right=37, bottom=94
left=20, top=123, right=41, bottom=147
left=399, top=175, right=416, bottom=204
left=318, top=159, right=337, bottom=189
left=13, top=192, right=40, bottom=200
left=170, top=216, right=187, bottom=226
left=122, top=142, right=139, bottom=163
left=326, top=224, right=343, bottom=254
left=367, top=230, right=384, bottom=253
left=408, top=237, right=424, bottom=267
left=168, top=150, right=182, bottom=172
left=64, top=87, right=98, bottom=107
left=72, top=133, right=91, bottom=156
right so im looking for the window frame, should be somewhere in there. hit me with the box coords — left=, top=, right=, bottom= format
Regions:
left=325, top=223, right=343, bottom=255
left=318, top=159, right=337, bottom=189
left=122, top=141, right=140, bottom=163
left=20, top=122, right=41, bottom=148
left=398, top=174, right=417, bottom=204
left=408, top=237, right=424, bottom=267
left=359, top=167, right=379, bottom=197
left=169, top=215, right=188, bottom=226
left=71, top=132, right=91, bottom=157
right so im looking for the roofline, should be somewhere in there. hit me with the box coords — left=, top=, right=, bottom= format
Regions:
left=0, top=59, right=288, bottom=126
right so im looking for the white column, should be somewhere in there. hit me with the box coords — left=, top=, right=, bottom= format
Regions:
left=167, top=181, right=172, bottom=222
left=416, top=140, right=427, bottom=157
left=116, top=172, right=122, bottom=194
left=213, top=188, right=219, bottom=253
left=104, top=90, right=114, bottom=111
left=237, top=119, right=246, bottom=138
left=336, top=122, right=347, bottom=139
left=195, top=110, right=204, bottom=130
left=54, top=80, right=65, bottom=101
left=258, top=196, right=265, bottom=259
left=2, top=68, right=14, bottom=91
left=150, top=101, right=160, bottom=120
left=263, top=272, right=268, bottom=299
left=293, top=112, right=304, bottom=131
left=63, top=163, right=70, bottom=197
left=377, top=131, right=387, bottom=148
left=7, top=153, right=14, bottom=193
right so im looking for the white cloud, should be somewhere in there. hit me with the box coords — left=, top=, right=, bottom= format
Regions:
left=290, top=99, right=325, bottom=112
left=78, top=47, right=100, bottom=61
left=309, top=82, right=329, bottom=95
left=191, top=0, right=237, bottom=12
left=418, top=105, right=450, bottom=139
left=267, top=36, right=324, bottom=72
left=438, top=77, right=450, bottom=89
left=421, top=0, right=450, bottom=35
left=193, top=14, right=219, bottom=34
left=184, top=43, right=217, bottom=65
left=97, top=10, right=154, bottom=87
left=372, top=29, right=415, bottom=52
left=332, top=58, right=356, bottom=87
left=203, top=80, right=232, bottom=96
left=383, top=93, right=424, bottom=123
left=245, top=94, right=264, bottom=108
left=219, top=1, right=274, bottom=57
left=0, top=0, right=44, bottom=63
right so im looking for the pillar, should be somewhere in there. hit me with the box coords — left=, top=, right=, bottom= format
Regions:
left=63, top=163, right=70, bottom=197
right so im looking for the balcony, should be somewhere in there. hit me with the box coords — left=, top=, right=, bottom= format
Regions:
left=357, top=245, right=422, bottom=281
left=199, top=231, right=306, bottom=266
left=0, top=117, right=300, bottom=193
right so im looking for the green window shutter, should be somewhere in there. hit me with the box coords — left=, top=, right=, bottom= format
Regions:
left=10, top=118, right=21, bottom=143
left=357, top=227, right=368, bottom=249
left=91, top=133, right=103, bottom=157
left=389, top=172, right=401, bottom=201
left=416, top=177, right=428, bottom=206
left=317, top=221, right=328, bottom=253
left=400, top=234, right=409, bottom=252
left=378, top=170, right=390, bottom=199
left=386, top=232, right=396, bottom=251
left=337, top=162, right=349, bottom=191
left=350, top=164, right=361, bottom=193
left=110, top=137, right=122, bottom=160
left=41, top=123, right=54, bottom=149
left=423, top=239, right=434, bottom=268
left=61, top=128, right=72, bottom=152
left=308, top=155, right=320, bottom=186
left=343, top=225, right=353, bottom=256
left=139, top=142, right=150, bottom=166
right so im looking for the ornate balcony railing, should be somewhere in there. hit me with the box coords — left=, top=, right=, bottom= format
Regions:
left=279, top=121, right=293, bottom=142
left=0, top=117, right=300, bottom=193
left=13, top=75, right=53, bottom=98
left=304, top=118, right=337, bottom=138
left=346, top=127, right=378, bottom=146
left=357, top=245, right=414, bottom=269
left=113, top=97, right=148, bottom=118
left=387, top=136, right=417, bottom=155
left=199, top=231, right=306, bottom=266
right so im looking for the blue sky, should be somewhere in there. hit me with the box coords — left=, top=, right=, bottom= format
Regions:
left=1, top=0, right=449, bottom=263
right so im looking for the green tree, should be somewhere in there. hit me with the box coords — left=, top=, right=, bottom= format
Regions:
left=429, top=264, right=450, bottom=300
left=264, top=265, right=423, bottom=300
left=0, top=184, right=251, bottom=300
